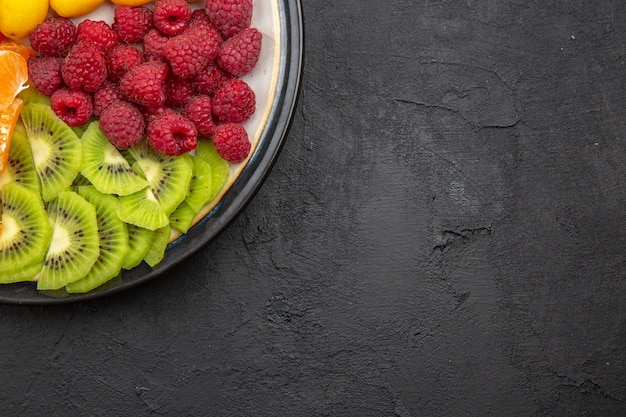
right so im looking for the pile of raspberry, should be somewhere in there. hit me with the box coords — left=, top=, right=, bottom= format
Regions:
left=27, top=0, right=261, bottom=162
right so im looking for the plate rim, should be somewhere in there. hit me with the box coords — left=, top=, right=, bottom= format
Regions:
left=0, top=0, right=304, bottom=306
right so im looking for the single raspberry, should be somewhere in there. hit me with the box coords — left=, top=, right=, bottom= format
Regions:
left=192, top=63, right=233, bottom=95
left=140, top=105, right=178, bottom=122
left=113, top=6, right=154, bottom=44
left=50, top=88, right=93, bottom=127
left=164, top=74, right=196, bottom=107
left=153, top=0, right=192, bottom=36
left=93, top=81, right=124, bottom=117
left=211, top=79, right=255, bottom=123
left=61, top=42, right=107, bottom=93
left=27, top=56, right=63, bottom=96
left=182, top=95, right=215, bottom=138
left=119, top=61, right=169, bottom=107
left=143, top=29, right=169, bottom=62
left=186, top=9, right=223, bottom=42
left=76, top=20, right=118, bottom=53
left=217, top=27, right=262, bottom=77
left=99, top=101, right=146, bottom=150
left=211, top=123, right=250, bottom=163
left=29, top=17, right=77, bottom=57
left=206, top=0, right=253, bottom=39
left=147, top=112, right=197, bottom=156
left=106, top=44, right=143, bottom=82
left=164, top=33, right=219, bottom=79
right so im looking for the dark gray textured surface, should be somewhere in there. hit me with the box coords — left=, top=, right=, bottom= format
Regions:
left=1, top=1, right=625, bottom=416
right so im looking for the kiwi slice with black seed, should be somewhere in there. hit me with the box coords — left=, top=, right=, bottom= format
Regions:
left=128, top=141, right=193, bottom=215
left=80, top=122, right=149, bottom=196
left=0, top=130, right=41, bottom=197
left=122, top=224, right=155, bottom=270
left=185, top=156, right=213, bottom=213
left=195, top=139, right=230, bottom=202
left=21, top=103, right=82, bottom=202
left=117, top=186, right=170, bottom=230
left=143, top=224, right=171, bottom=268
left=37, top=190, right=100, bottom=291
left=65, top=186, right=129, bottom=294
left=170, top=201, right=197, bottom=233
left=0, top=183, right=51, bottom=279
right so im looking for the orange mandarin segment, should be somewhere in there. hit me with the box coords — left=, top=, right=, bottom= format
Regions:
left=0, top=50, right=28, bottom=112
left=0, top=40, right=35, bottom=60
left=0, top=98, right=23, bottom=173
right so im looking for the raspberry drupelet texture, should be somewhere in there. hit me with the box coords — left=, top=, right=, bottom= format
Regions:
left=183, top=95, right=215, bottom=138
left=164, top=32, right=220, bottom=79
left=143, top=29, right=169, bottom=62
left=113, top=6, right=154, bottom=44
left=211, top=123, right=251, bottom=163
left=93, top=81, right=124, bottom=117
left=99, top=101, right=146, bottom=150
left=192, top=63, right=234, bottom=95
left=106, top=44, right=143, bottom=82
left=120, top=61, right=169, bottom=108
left=206, top=0, right=253, bottom=39
left=217, top=27, right=262, bottom=77
left=27, top=56, right=63, bottom=97
left=29, top=17, right=77, bottom=57
left=61, top=42, right=107, bottom=93
left=76, top=20, right=119, bottom=53
left=154, top=0, right=193, bottom=36
left=50, top=88, right=93, bottom=127
left=147, top=112, right=198, bottom=156
left=164, top=74, right=196, bottom=107
left=211, top=78, right=256, bottom=123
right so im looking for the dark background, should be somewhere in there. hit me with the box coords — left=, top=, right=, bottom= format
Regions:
left=1, top=1, right=625, bottom=416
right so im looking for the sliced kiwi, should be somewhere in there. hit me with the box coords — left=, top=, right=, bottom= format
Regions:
left=0, top=183, right=51, bottom=276
left=128, top=141, right=193, bottom=215
left=169, top=201, right=197, bottom=233
left=195, top=139, right=230, bottom=202
left=17, top=85, right=51, bottom=106
left=71, top=119, right=95, bottom=138
left=0, top=130, right=41, bottom=196
left=65, top=186, right=129, bottom=294
left=0, top=261, right=43, bottom=284
left=21, top=103, right=82, bottom=202
left=37, top=191, right=100, bottom=291
left=143, top=224, right=171, bottom=268
left=117, top=186, right=170, bottom=230
left=80, top=122, right=148, bottom=196
left=185, top=156, right=213, bottom=213
left=122, top=224, right=155, bottom=270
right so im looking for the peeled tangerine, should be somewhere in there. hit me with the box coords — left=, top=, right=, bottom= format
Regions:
left=0, top=0, right=48, bottom=40
left=0, top=98, right=23, bottom=173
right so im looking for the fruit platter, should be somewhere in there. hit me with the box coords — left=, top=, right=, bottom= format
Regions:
left=0, top=0, right=303, bottom=304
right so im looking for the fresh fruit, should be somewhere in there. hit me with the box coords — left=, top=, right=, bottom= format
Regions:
left=50, top=88, right=94, bottom=127
left=0, top=41, right=35, bottom=60
left=212, top=78, right=256, bottom=123
left=0, top=98, right=23, bottom=174
left=0, top=51, right=28, bottom=112
left=50, top=0, right=106, bottom=19
left=80, top=121, right=148, bottom=196
left=122, top=224, right=155, bottom=270
left=0, top=0, right=49, bottom=41
left=76, top=20, right=119, bottom=53
left=192, top=63, right=233, bottom=95
left=206, top=0, right=253, bottom=39
left=217, top=27, right=262, bottom=76
left=21, top=103, right=82, bottom=202
left=117, top=186, right=170, bottom=230
left=153, top=0, right=192, bottom=36
left=195, top=139, right=229, bottom=202
left=183, top=95, right=215, bottom=138
left=169, top=200, right=197, bottom=233
left=38, top=190, right=100, bottom=290
left=28, top=17, right=76, bottom=57
left=0, top=129, right=41, bottom=195
left=65, top=186, right=129, bottom=293
left=27, top=56, right=63, bottom=97
left=212, top=122, right=251, bottom=163
left=184, top=155, right=213, bottom=212
left=164, top=30, right=219, bottom=79
left=106, top=44, right=142, bottom=82
left=119, top=61, right=169, bottom=107
left=164, top=74, right=195, bottom=107
left=143, top=29, right=169, bottom=62
left=147, top=112, right=197, bottom=156
left=99, top=101, right=145, bottom=150
left=143, top=224, right=171, bottom=267
left=113, top=6, right=154, bottom=44
left=0, top=183, right=52, bottom=281
left=61, top=42, right=107, bottom=92
left=110, top=0, right=153, bottom=6
left=93, top=81, right=124, bottom=117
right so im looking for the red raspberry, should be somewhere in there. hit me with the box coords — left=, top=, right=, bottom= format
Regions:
left=153, top=0, right=192, bottom=36
left=61, top=42, right=107, bottom=93
left=113, top=6, right=154, bottom=44
left=93, top=81, right=124, bottom=117
left=186, top=9, right=223, bottom=42
left=211, top=123, right=250, bottom=163
left=147, top=112, right=197, bottom=156
left=164, top=33, right=219, bottom=79
left=76, top=20, right=118, bottom=53
left=206, top=0, right=253, bottom=39
left=50, top=88, right=93, bottom=127
left=27, top=56, right=63, bottom=96
left=106, top=44, right=143, bottom=82
left=217, top=27, right=262, bottom=77
left=29, top=17, right=77, bottom=57
left=211, top=79, right=255, bottom=123
left=119, top=61, right=169, bottom=107
left=182, top=95, right=215, bottom=138
left=192, top=63, right=233, bottom=95
left=143, top=29, right=169, bottom=62
left=140, top=105, right=178, bottom=122
left=164, top=74, right=195, bottom=107
left=99, top=101, right=146, bottom=150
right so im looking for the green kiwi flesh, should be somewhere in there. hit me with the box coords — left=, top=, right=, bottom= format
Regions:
left=0, top=261, right=44, bottom=284
left=169, top=201, right=197, bottom=233
left=143, top=224, right=171, bottom=268
left=117, top=186, right=170, bottom=230
left=185, top=156, right=213, bottom=213
left=21, top=104, right=82, bottom=202
left=122, top=224, right=155, bottom=270
left=0, top=130, right=41, bottom=197
left=37, top=191, right=100, bottom=290
left=195, top=139, right=230, bottom=203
